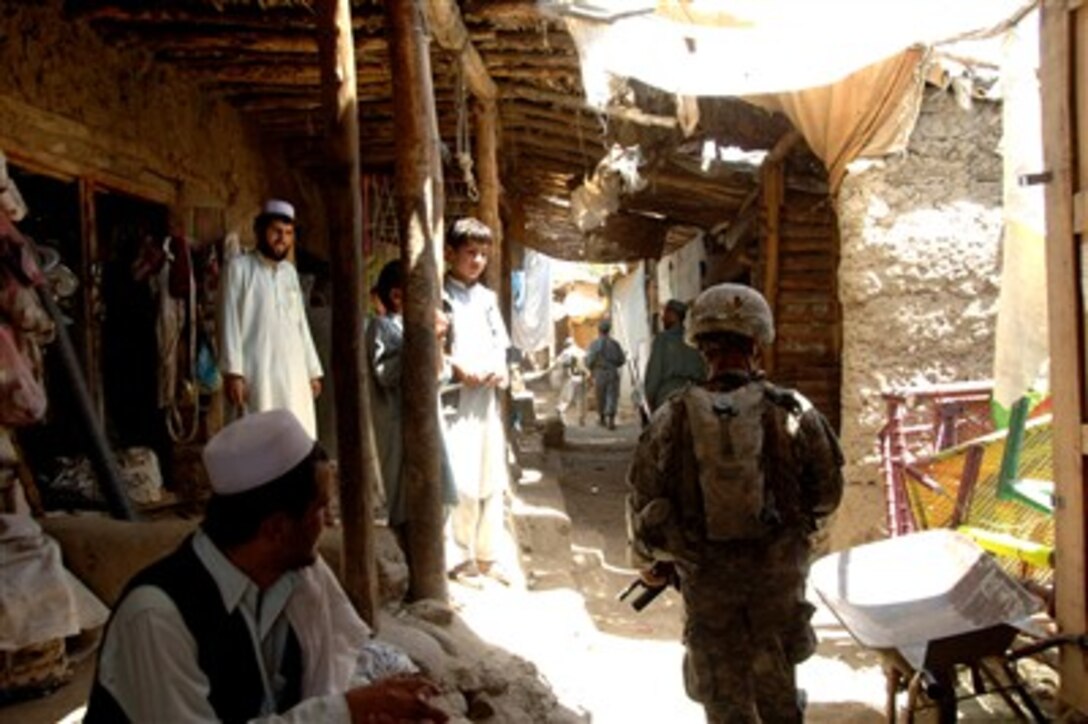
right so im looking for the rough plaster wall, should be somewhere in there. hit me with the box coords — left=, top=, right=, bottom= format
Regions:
left=832, top=89, right=1003, bottom=550
left=0, top=0, right=290, bottom=237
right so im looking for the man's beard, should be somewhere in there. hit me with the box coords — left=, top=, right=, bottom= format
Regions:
left=258, top=238, right=289, bottom=262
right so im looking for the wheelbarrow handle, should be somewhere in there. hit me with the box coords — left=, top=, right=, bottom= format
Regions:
left=1009, top=633, right=1088, bottom=660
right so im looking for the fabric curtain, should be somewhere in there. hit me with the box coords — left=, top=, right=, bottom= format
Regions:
left=749, top=48, right=927, bottom=192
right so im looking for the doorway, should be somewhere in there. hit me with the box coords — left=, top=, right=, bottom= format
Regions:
left=95, top=189, right=171, bottom=484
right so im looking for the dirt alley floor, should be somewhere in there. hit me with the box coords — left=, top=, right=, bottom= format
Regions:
left=459, top=408, right=1062, bottom=723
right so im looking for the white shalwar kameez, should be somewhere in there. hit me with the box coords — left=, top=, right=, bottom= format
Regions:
left=444, top=276, right=511, bottom=566
left=220, top=252, right=323, bottom=438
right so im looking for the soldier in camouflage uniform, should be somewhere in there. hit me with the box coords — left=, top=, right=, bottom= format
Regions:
left=626, top=283, right=843, bottom=723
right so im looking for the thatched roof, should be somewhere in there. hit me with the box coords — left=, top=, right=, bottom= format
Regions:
left=66, top=0, right=829, bottom=261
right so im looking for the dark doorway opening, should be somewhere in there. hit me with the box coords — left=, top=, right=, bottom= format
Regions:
left=9, top=166, right=85, bottom=466
left=95, top=190, right=172, bottom=485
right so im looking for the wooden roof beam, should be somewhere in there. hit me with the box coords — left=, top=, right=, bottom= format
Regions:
left=150, top=34, right=391, bottom=58
left=505, top=84, right=678, bottom=129
left=76, top=5, right=386, bottom=33
left=465, top=1, right=562, bottom=29
left=424, top=0, right=497, bottom=100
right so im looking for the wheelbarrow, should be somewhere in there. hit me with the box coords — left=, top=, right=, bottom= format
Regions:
left=810, top=529, right=1052, bottom=722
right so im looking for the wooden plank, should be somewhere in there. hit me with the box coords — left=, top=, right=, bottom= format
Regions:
left=778, top=276, right=833, bottom=292
left=317, top=0, right=378, bottom=625
left=1074, top=190, right=1088, bottom=234
left=779, top=256, right=835, bottom=274
left=504, top=84, right=679, bottom=129
left=0, top=97, right=177, bottom=204
left=1040, top=0, right=1088, bottom=714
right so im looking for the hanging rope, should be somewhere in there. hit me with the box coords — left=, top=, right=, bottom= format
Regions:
left=454, top=64, right=480, bottom=203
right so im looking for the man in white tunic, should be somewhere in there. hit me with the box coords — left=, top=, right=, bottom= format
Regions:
left=443, top=218, right=513, bottom=583
left=220, top=199, right=323, bottom=438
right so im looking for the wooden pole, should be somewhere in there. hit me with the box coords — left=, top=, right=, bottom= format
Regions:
left=423, top=0, right=497, bottom=102
left=424, top=0, right=508, bottom=322
left=316, top=0, right=378, bottom=625
left=758, top=130, right=799, bottom=375
left=760, top=161, right=783, bottom=375
left=386, top=0, right=449, bottom=602
left=1041, top=0, right=1088, bottom=714
left=476, top=98, right=504, bottom=295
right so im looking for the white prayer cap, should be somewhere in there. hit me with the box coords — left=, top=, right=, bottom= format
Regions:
left=260, top=199, right=295, bottom=221
left=202, top=410, right=314, bottom=495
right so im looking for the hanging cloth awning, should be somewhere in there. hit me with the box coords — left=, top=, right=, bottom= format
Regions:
left=563, top=0, right=1034, bottom=190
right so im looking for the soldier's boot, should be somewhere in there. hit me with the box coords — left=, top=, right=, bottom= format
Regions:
left=607, top=415, right=616, bottom=430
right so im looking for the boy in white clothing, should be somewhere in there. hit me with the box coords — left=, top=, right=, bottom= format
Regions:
left=442, top=218, right=513, bottom=584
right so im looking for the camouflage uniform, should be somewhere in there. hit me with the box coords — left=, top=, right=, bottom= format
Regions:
left=627, top=372, right=843, bottom=723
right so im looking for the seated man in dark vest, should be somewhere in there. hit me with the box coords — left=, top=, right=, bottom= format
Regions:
left=85, top=409, right=447, bottom=723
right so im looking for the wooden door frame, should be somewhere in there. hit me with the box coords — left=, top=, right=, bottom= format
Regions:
left=1040, top=0, right=1088, bottom=714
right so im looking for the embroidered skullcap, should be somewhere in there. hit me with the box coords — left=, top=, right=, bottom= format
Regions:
left=203, top=410, right=314, bottom=495
left=260, top=199, right=295, bottom=222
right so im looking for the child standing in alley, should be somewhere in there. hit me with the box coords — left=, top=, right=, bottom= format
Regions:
left=442, top=218, right=513, bottom=584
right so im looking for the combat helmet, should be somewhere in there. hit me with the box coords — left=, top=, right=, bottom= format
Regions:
left=685, top=283, right=775, bottom=346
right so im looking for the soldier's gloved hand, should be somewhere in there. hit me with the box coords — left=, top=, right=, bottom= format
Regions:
left=640, top=561, right=676, bottom=588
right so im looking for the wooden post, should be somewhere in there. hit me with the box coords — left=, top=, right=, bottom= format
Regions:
left=423, top=0, right=498, bottom=101
left=1040, top=0, right=1088, bottom=714
left=386, top=0, right=448, bottom=602
left=476, top=98, right=504, bottom=296
left=760, top=161, right=783, bottom=374
left=78, top=178, right=104, bottom=422
left=316, top=0, right=378, bottom=624
left=759, top=131, right=799, bottom=375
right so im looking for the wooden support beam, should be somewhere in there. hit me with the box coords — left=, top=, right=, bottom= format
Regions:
left=503, top=103, right=600, bottom=132
left=476, top=98, right=504, bottom=294
left=80, top=5, right=386, bottom=33
left=465, top=0, right=550, bottom=25
left=475, top=33, right=577, bottom=53
left=1040, top=0, right=1088, bottom=714
left=424, top=0, right=497, bottom=100
left=387, top=0, right=449, bottom=603
left=506, top=130, right=600, bottom=161
left=505, top=85, right=679, bottom=129
left=317, top=0, right=378, bottom=625
left=503, top=112, right=600, bottom=139
left=477, top=52, right=580, bottom=69
left=760, top=155, right=785, bottom=375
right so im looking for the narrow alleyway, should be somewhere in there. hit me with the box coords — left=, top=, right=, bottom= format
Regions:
left=449, top=403, right=1060, bottom=723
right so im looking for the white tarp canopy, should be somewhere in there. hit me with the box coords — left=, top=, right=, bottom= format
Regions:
left=564, top=0, right=1035, bottom=99
left=563, top=0, right=1035, bottom=188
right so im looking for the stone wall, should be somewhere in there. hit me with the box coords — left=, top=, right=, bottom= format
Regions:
left=832, top=88, right=1003, bottom=549
left=0, top=0, right=290, bottom=237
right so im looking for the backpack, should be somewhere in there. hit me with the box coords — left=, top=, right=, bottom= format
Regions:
left=683, top=381, right=781, bottom=541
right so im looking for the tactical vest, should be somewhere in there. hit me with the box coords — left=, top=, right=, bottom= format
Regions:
left=84, top=536, right=303, bottom=724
